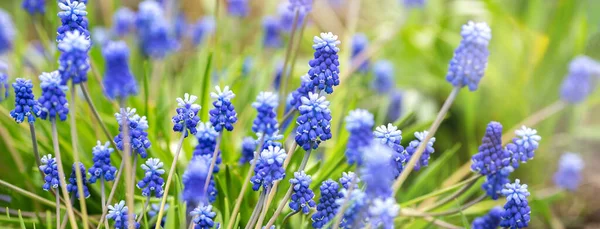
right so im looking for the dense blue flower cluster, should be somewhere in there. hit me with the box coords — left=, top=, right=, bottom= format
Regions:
left=345, top=109, right=374, bottom=165
left=137, top=158, right=165, bottom=198
left=374, top=124, right=406, bottom=176
left=289, top=171, right=316, bottom=214
left=311, top=179, right=342, bottom=228
left=500, top=179, right=531, bottom=229
left=295, top=92, right=333, bottom=150
left=503, top=126, right=540, bottom=169
left=307, top=32, right=341, bottom=94
left=102, top=41, right=138, bottom=100
left=352, top=33, right=369, bottom=73
left=58, top=30, right=91, bottom=84
left=336, top=189, right=366, bottom=228
left=227, top=0, right=249, bottom=17
left=405, top=131, right=436, bottom=171
left=368, top=197, right=399, bottom=229
left=209, top=86, right=238, bottom=132
left=40, top=154, right=60, bottom=191
left=240, top=137, right=257, bottom=164
left=172, top=93, right=202, bottom=137
left=183, top=155, right=211, bottom=205
left=554, top=153, right=584, bottom=191
left=559, top=56, right=600, bottom=103
left=339, top=171, right=360, bottom=190
left=10, top=78, right=41, bottom=123
left=263, top=16, right=282, bottom=48
left=471, top=121, right=504, bottom=175
left=22, top=0, right=45, bottom=15
left=0, top=9, right=15, bottom=54
left=362, top=142, right=396, bottom=199
left=289, top=74, right=313, bottom=109
left=482, top=166, right=513, bottom=200
left=386, top=90, right=403, bottom=122
left=193, top=122, right=219, bottom=158
left=251, top=145, right=287, bottom=191
left=107, top=200, right=140, bottom=229
left=446, top=21, right=491, bottom=91
left=114, top=108, right=151, bottom=158
left=38, top=71, right=69, bottom=121
left=190, top=204, right=217, bottom=229
left=135, top=1, right=177, bottom=59
left=372, top=60, right=395, bottom=94
left=472, top=206, right=503, bottom=229
left=112, top=7, right=135, bottom=37
left=88, top=141, right=117, bottom=183
left=192, top=16, right=215, bottom=46
left=67, top=162, right=91, bottom=199
left=252, top=91, right=279, bottom=135
left=57, top=0, right=89, bottom=41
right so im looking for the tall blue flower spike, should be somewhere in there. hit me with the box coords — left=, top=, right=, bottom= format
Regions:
left=295, top=92, right=333, bottom=151
left=387, top=90, right=403, bottom=122
left=192, top=16, right=215, bottom=46
left=289, top=171, right=316, bottom=214
left=57, top=30, right=91, bottom=85
left=252, top=91, right=279, bottom=135
left=250, top=145, right=287, bottom=191
left=405, top=131, right=436, bottom=171
left=107, top=200, right=140, bottom=229
left=190, top=204, right=217, bottom=229
left=57, top=0, right=89, bottom=41
left=263, top=16, right=282, bottom=48
left=308, top=32, right=341, bottom=94
left=22, top=0, right=45, bottom=15
left=554, top=153, right=584, bottom=191
left=339, top=171, right=360, bottom=190
left=102, top=41, right=138, bottom=100
left=137, top=158, right=165, bottom=198
left=368, top=197, right=399, bottom=229
left=502, top=126, right=540, bottom=169
left=336, top=189, right=366, bottom=228
left=472, top=206, right=503, bottom=229
left=345, top=109, right=374, bottom=165
left=374, top=124, right=406, bottom=176
left=172, top=93, right=202, bottom=137
left=471, top=121, right=504, bottom=176
left=362, top=142, right=396, bottom=199
left=312, top=179, right=343, bottom=228
left=135, top=1, right=177, bottom=59
left=446, top=21, right=491, bottom=91
left=88, top=141, right=117, bottom=183
left=38, top=71, right=69, bottom=121
left=114, top=108, right=151, bottom=158
left=209, top=86, right=238, bottom=132
left=372, top=60, right=395, bottom=94
left=500, top=179, right=531, bottom=229
left=193, top=122, right=220, bottom=158
left=67, top=162, right=91, bottom=198
left=482, top=166, right=513, bottom=200
left=10, top=78, right=41, bottom=123
left=113, top=7, right=135, bottom=37
left=40, top=154, right=60, bottom=191
left=0, top=9, right=15, bottom=54
left=226, top=0, right=249, bottom=17
left=183, top=155, right=211, bottom=205
left=240, top=137, right=257, bottom=164
left=0, top=63, right=8, bottom=101
left=560, top=56, right=600, bottom=104
left=352, top=33, right=369, bottom=73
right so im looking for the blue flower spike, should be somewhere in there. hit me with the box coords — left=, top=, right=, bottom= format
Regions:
left=137, top=158, right=166, bottom=198
left=295, top=92, right=333, bottom=151
left=308, top=32, right=341, bottom=94
left=67, top=162, right=91, bottom=199
left=40, top=154, right=60, bottom=191
left=10, top=78, right=41, bottom=123
left=114, top=107, right=151, bottom=158
left=252, top=91, right=279, bottom=135
left=107, top=200, right=140, bottom=229
left=344, top=109, right=374, bottom=165
left=58, top=30, right=91, bottom=85
left=311, top=179, right=343, bottom=228
left=405, top=131, right=436, bottom=171
left=172, top=93, right=202, bottom=137
left=209, top=86, right=238, bottom=132
left=0, top=9, right=15, bottom=54
left=57, top=0, right=89, bottom=41
left=289, top=171, right=316, bottom=214
left=102, top=41, right=138, bottom=100
left=500, top=179, right=531, bottom=229
left=472, top=206, right=503, bottom=229
left=38, top=71, right=69, bottom=122
left=554, top=153, right=584, bottom=191
left=250, top=145, right=287, bottom=191
left=190, top=204, right=217, bottom=229
left=446, top=21, right=491, bottom=91
left=471, top=121, right=504, bottom=176
left=88, top=141, right=118, bottom=183
left=369, top=197, right=399, bottom=229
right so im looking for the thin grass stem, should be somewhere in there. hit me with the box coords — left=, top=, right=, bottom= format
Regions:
left=154, top=132, right=187, bottom=229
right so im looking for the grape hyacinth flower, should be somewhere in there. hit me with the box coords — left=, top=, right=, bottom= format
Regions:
left=227, top=0, right=249, bottom=17
left=38, top=71, right=69, bottom=121
left=352, top=33, right=369, bottom=73
left=295, top=92, right=333, bottom=150
left=362, top=142, right=396, bottom=198
left=40, top=154, right=60, bottom=191
left=405, top=131, right=436, bottom=171
left=114, top=108, right=151, bottom=158
left=10, top=78, right=41, bottom=123
left=482, top=166, right=513, bottom=200
left=91, top=27, right=110, bottom=47
left=57, top=0, right=89, bottom=41
left=102, top=41, right=138, bottom=100
left=374, top=124, right=406, bottom=176
left=372, top=60, right=395, bottom=94
left=193, top=122, right=220, bottom=158
left=503, top=126, right=540, bottom=169
left=471, top=121, right=504, bottom=175
left=240, top=137, right=257, bottom=164
left=0, top=64, right=8, bottom=101
left=0, top=9, right=15, bottom=54
left=252, top=91, right=279, bottom=135
left=137, top=158, right=165, bottom=198
left=22, top=0, right=45, bottom=15
left=250, top=145, right=287, bottom=191
left=107, top=200, right=140, bottom=229
left=135, top=1, right=177, bottom=59
left=57, top=30, right=91, bottom=85
left=183, top=155, right=212, bottom=205
left=262, top=16, right=282, bottom=48
left=308, top=32, right=341, bottom=94
left=336, top=189, right=366, bottom=228
left=289, top=171, right=316, bottom=214
left=256, top=131, right=284, bottom=150
left=289, top=74, right=313, bottom=109
left=387, top=90, right=403, bottom=122
left=500, top=179, right=531, bottom=229
left=190, top=204, right=217, bottom=229
left=88, top=141, right=117, bottom=183
left=445, top=21, right=492, bottom=91
left=113, top=7, right=135, bottom=37
left=67, top=162, right=91, bottom=198
left=472, top=206, right=503, bottom=229
left=559, top=56, right=600, bottom=104
left=369, top=197, right=399, bottom=229
left=339, top=171, right=360, bottom=190
left=344, top=109, right=374, bottom=165
left=277, top=2, right=304, bottom=32
left=289, top=0, right=313, bottom=15
left=192, top=16, right=215, bottom=46
left=172, top=93, right=202, bottom=137
left=311, top=179, right=343, bottom=228
left=209, top=86, right=238, bottom=132
left=553, top=153, right=584, bottom=191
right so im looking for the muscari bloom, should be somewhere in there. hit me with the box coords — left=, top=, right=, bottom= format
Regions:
left=289, top=74, right=313, bottom=109
left=446, top=21, right=491, bottom=91
left=193, top=122, right=220, bottom=159
left=560, top=56, right=600, bottom=104
left=471, top=121, right=504, bottom=176
left=0, top=64, right=8, bottom=101
left=289, top=0, right=313, bottom=15
left=183, top=155, right=212, bottom=205
left=172, top=93, right=202, bottom=137
left=352, top=33, right=369, bottom=73
left=0, top=9, right=15, bottom=54
left=500, top=179, right=531, bottom=229
left=482, top=166, right=513, bottom=200
left=192, top=16, right=215, bottom=46
left=209, top=86, right=238, bottom=132
left=227, top=0, right=249, bottom=17
left=135, top=0, right=177, bottom=59
left=362, top=142, right=396, bottom=199
left=289, top=171, right=316, bottom=214
left=369, top=197, right=399, bottom=229
left=308, top=32, right=341, bottom=94
left=554, top=153, right=584, bottom=191
left=250, top=145, right=287, bottom=191
left=10, top=78, right=41, bottom=123
left=102, top=41, right=138, bottom=100
left=114, top=108, right=151, bottom=158
left=263, top=16, right=282, bottom=48
left=295, top=92, right=333, bottom=150
left=57, top=0, right=89, bottom=41
left=472, top=206, right=503, bottom=229
left=374, top=124, right=406, bottom=176
left=252, top=91, right=279, bottom=135
left=336, top=189, right=366, bottom=228
left=40, top=154, right=60, bottom=191
left=67, top=162, right=91, bottom=199
left=113, top=7, right=135, bottom=37
left=240, top=137, right=257, bottom=164
left=38, top=71, right=69, bottom=121
left=372, top=60, right=395, bottom=94
left=502, top=126, right=540, bottom=169
left=58, top=30, right=91, bottom=85
left=107, top=200, right=140, bottom=229
left=190, top=204, right=217, bottom=229
left=88, top=141, right=117, bottom=183
left=256, top=131, right=284, bottom=150
left=22, top=0, right=45, bottom=15
left=137, top=158, right=165, bottom=198
left=405, top=131, right=436, bottom=171
left=339, top=171, right=360, bottom=190
left=277, top=2, right=304, bottom=32
left=345, top=109, right=374, bottom=165
left=312, top=179, right=343, bottom=228
left=387, top=90, right=403, bottom=122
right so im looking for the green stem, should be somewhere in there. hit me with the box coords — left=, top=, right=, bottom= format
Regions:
left=56, top=191, right=60, bottom=229
left=137, top=196, right=151, bottom=224
left=401, top=194, right=487, bottom=217
left=28, top=123, right=42, bottom=174
left=400, top=175, right=482, bottom=207
left=70, top=82, right=89, bottom=229
left=154, top=132, right=187, bottom=229
left=277, top=10, right=301, bottom=118
left=80, top=83, right=119, bottom=153
left=51, top=120, right=78, bottom=229
left=101, top=179, right=109, bottom=229
left=281, top=211, right=299, bottom=226
left=245, top=190, right=266, bottom=229
left=420, top=175, right=479, bottom=212
left=203, top=133, right=222, bottom=195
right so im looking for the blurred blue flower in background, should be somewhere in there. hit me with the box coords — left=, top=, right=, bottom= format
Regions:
left=362, top=142, right=396, bottom=198
left=263, top=16, right=282, bottom=48
left=113, top=7, right=135, bottom=37
left=67, top=162, right=91, bottom=198
left=57, top=30, right=91, bottom=84
left=446, top=21, right=491, bottom=91
left=183, top=155, right=211, bottom=205
left=0, top=63, right=8, bottom=101
left=227, top=0, right=249, bottom=17
left=352, top=33, right=369, bottom=73
left=240, top=137, right=257, bottom=164
left=0, top=9, right=15, bottom=54
left=402, top=0, right=425, bottom=8
left=372, top=60, right=394, bottom=94
left=369, top=197, right=399, bottom=229
left=192, top=16, right=215, bottom=47
left=344, top=109, right=374, bottom=165
left=22, top=0, right=45, bottom=15
left=336, top=189, right=366, bottom=228
left=560, top=56, right=600, bottom=104
left=386, top=90, right=403, bottom=122
left=554, top=153, right=584, bottom=191
left=135, top=1, right=177, bottom=59
left=103, top=41, right=138, bottom=100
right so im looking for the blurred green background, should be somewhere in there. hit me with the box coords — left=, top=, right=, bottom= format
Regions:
left=0, top=0, right=599, bottom=228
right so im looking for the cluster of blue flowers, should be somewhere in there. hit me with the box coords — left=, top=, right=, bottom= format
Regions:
left=308, top=33, right=341, bottom=94
left=191, top=16, right=215, bottom=46
left=57, top=0, right=89, bottom=41
left=22, top=0, right=45, bottom=15
left=560, top=56, right=600, bottom=103
left=183, top=155, right=211, bottom=206
left=262, top=16, right=282, bottom=48
left=38, top=71, right=69, bottom=121
left=336, top=188, right=366, bottom=228
left=368, top=197, right=399, bottom=229
left=251, top=145, right=287, bottom=191
left=0, top=9, right=15, bottom=54
left=67, top=162, right=91, bottom=199
left=471, top=121, right=504, bottom=175
left=352, top=33, right=369, bottom=73
left=114, top=108, right=151, bottom=158
left=88, top=141, right=117, bottom=183
left=311, top=179, right=342, bottom=228
left=107, top=200, right=140, bottom=229
left=472, top=206, right=503, bottom=229
left=289, top=171, right=316, bottom=214
left=372, top=60, right=395, bottom=94
left=500, top=180, right=531, bottom=228
left=112, top=7, right=135, bottom=37
left=172, top=93, right=202, bottom=137
left=239, top=137, right=257, bottom=164
left=190, top=204, right=217, bottom=229
left=446, top=21, right=491, bottom=91
left=405, top=131, right=436, bottom=171
left=295, top=92, right=333, bottom=150
left=58, top=30, right=91, bottom=84
left=553, top=153, right=584, bottom=191
left=252, top=92, right=280, bottom=135
left=137, top=158, right=165, bottom=198
left=40, top=154, right=60, bottom=191
left=209, top=86, right=238, bottom=132
left=102, top=41, right=138, bottom=100
left=344, top=109, right=374, bottom=165
left=135, top=0, right=177, bottom=59
left=10, top=78, right=41, bottom=123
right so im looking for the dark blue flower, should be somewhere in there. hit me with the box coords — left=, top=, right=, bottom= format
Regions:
left=368, top=197, right=399, bottom=229
left=502, top=126, right=540, bottom=169
left=554, top=153, right=584, bottom=191
left=240, top=137, right=257, bottom=164
left=472, top=206, right=503, bottom=229
left=135, top=1, right=177, bottom=59
left=560, top=56, right=600, bottom=104
left=57, top=0, right=89, bottom=42
left=482, top=166, right=513, bottom=200
left=339, top=171, right=360, bottom=190
left=0, top=9, right=15, bottom=54
left=295, top=92, right=333, bottom=151
left=22, top=0, right=45, bottom=15
left=88, top=141, right=117, bottom=183
left=172, top=93, right=202, bottom=137
left=336, top=189, right=366, bottom=228
left=252, top=91, right=279, bottom=135
left=58, top=30, right=91, bottom=85
left=308, top=32, right=341, bottom=94
left=137, top=158, right=165, bottom=198
left=209, top=86, right=238, bottom=132
left=112, top=7, right=135, bottom=37
left=38, top=71, right=69, bottom=121
left=344, top=109, right=374, bottom=165
left=40, top=154, right=60, bottom=191
left=386, top=90, right=403, bottom=122
left=183, top=155, right=211, bottom=205
left=405, top=131, right=436, bottom=171
left=263, top=16, right=282, bottom=48
left=374, top=124, right=407, bottom=177
left=361, top=142, right=396, bottom=199
left=352, top=33, right=369, bottom=73
left=107, top=200, right=140, bottom=229
left=192, top=16, right=215, bottom=46
left=289, top=171, right=316, bottom=214
left=471, top=121, right=504, bottom=176
left=102, top=41, right=138, bottom=100
left=67, top=162, right=91, bottom=199
left=226, top=0, right=249, bottom=17
left=446, top=21, right=491, bottom=91
left=250, top=145, right=287, bottom=191
left=114, top=108, right=151, bottom=158
left=372, top=60, right=394, bottom=94
left=311, top=179, right=342, bottom=228
left=10, top=78, right=41, bottom=123
left=500, top=179, right=531, bottom=229
left=190, top=204, right=217, bottom=229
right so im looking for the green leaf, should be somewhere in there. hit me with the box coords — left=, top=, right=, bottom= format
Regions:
left=18, top=210, right=26, bottom=229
